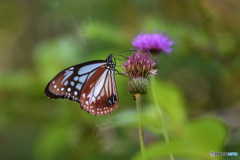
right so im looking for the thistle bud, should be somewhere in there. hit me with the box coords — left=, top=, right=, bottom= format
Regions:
left=128, top=77, right=149, bottom=95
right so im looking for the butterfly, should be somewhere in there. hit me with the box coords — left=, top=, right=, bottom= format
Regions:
left=44, top=54, right=118, bottom=116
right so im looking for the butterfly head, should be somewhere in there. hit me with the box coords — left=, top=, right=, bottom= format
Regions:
left=106, top=54, right=115, bottom=70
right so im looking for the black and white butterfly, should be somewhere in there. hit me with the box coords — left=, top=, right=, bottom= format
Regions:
left=44, top=54, right=118, bottom=116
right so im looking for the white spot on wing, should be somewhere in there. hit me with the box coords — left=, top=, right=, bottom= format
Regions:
left=79, top=74, right=88, bottom=83
left=87, top=87, right=94, bottom=98
left=67, top=88, right=71, bottom=92
left=76, top=83, right=82, bottom=90
left=78, top=63, right=105, bottom=75
left=62, top=70, right=73, bottom=84
left=105, top=73, right=109, bottom=97
left=109, top=72, right=112, bottom=94
left=87, top=70, right=96, bottom=80
left=74, top=76, right=79, bottom=81
left=74, top=91, right=78, bottom=96
left=64, top=81, right=68, bottom=86
left=61, top=88, right=64, bottom=91
left=83, top=93, right=85, bottom=98
left=54, top=85, right=57, bottom=88
left=94, top=70, right=108, bottom=97
left=90, top=83, right=94, bottom=88
left=70, top=81, right=75, bottom=86
left=90, top=97, right=96, bottom=104
left=101, top=88, right=105, bottom=97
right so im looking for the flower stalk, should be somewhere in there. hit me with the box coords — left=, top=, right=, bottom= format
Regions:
left=135, top=94, right=146, bottom=160
left=122, top=51, right=157, bottom=160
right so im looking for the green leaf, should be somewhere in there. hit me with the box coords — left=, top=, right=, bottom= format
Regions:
left=184, top=118, right=228, bottom=152
left=33, top=36, right=83, bottom=82
left=106, top=107, right=168, bottom=135
left=131, top=118, right=228, bottom=160
left=79, top=22, right=129, bottom=47
left=149, top=77, right=186, bottom=128
left=34, top=124, right=70, bottom=160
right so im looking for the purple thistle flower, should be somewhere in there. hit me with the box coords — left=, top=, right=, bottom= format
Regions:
left=122, top=51, right=157, bottom=94
left=122, top=51, right=157, bottom=79
left=132, top=30, right=174, bottom=55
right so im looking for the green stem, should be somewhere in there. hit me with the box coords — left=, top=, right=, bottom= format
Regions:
left=150, top=76, right=174, bottom=160
left=135, top=94, right=146, bottom=160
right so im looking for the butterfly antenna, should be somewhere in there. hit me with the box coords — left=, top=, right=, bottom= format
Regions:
left=112, top=49, right=138, bottom=58
left=111, top=49, right=137, bottom=55
left=114, top=69, right=129, bottom=78
left=114, top=57, right=127, bottom=61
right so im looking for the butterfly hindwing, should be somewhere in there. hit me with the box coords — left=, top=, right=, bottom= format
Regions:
left=44, top=60, right=106, bottom=102
left=80, top=66, right=118, bottom=115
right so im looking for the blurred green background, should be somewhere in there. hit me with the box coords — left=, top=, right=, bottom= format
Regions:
left=0, top=0, right=240, bottom=160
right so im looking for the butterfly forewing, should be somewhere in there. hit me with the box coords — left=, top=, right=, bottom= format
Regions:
left=44, top=61, right=106, bottom=102
left=80, top=66, right=118, bottom=116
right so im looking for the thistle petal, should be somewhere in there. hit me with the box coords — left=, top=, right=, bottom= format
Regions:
left=132, top=30, right=174, bottom=55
